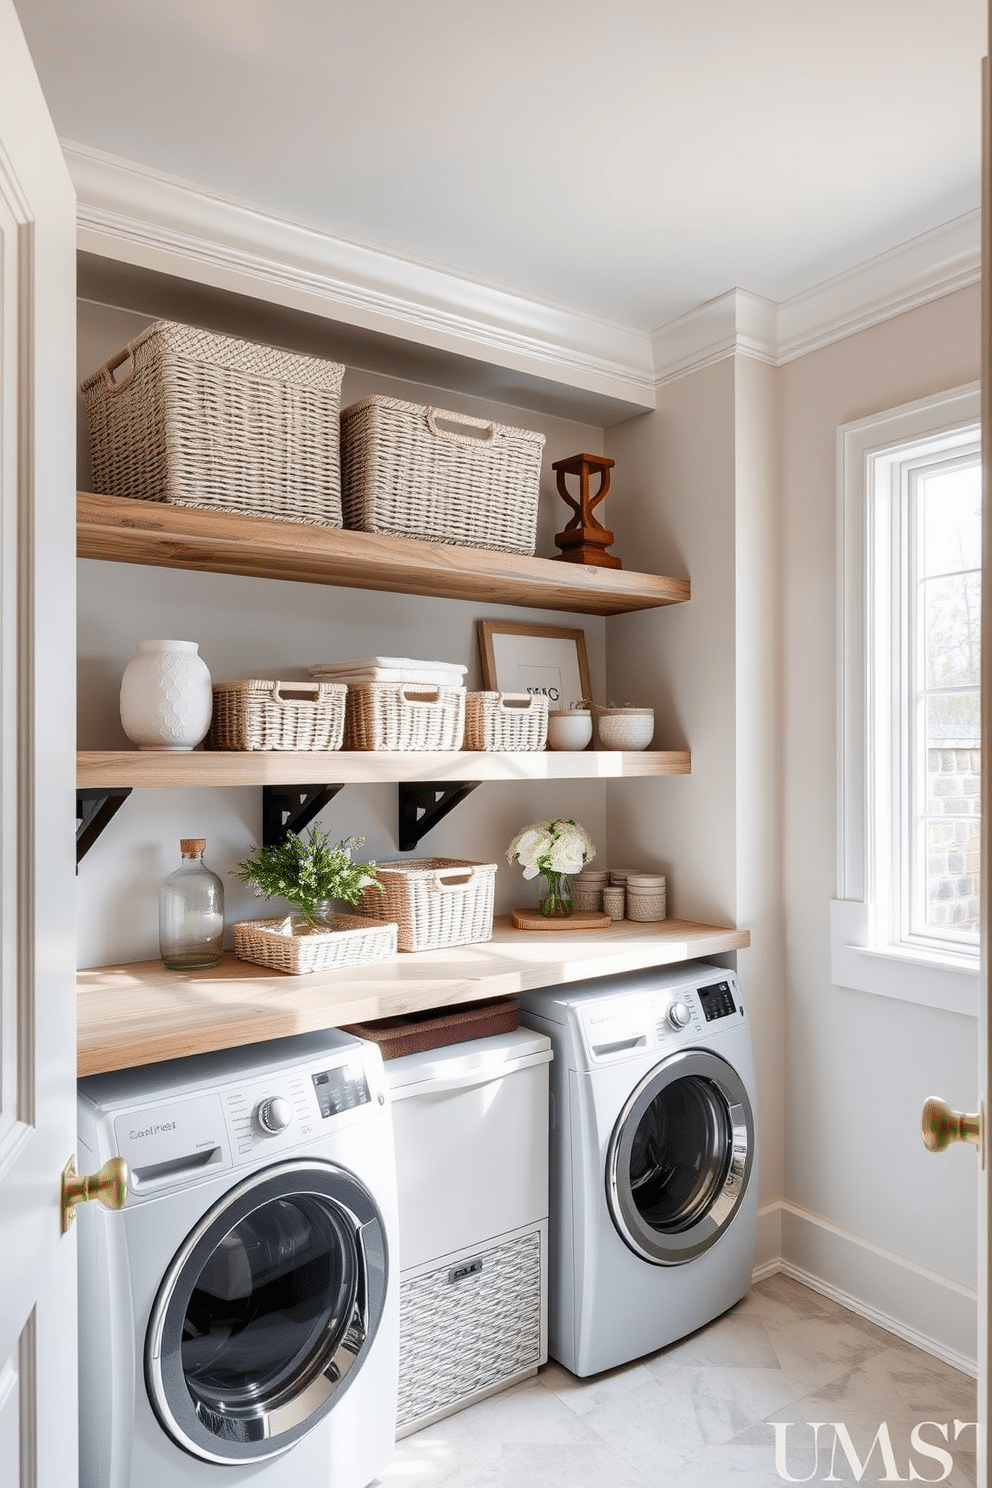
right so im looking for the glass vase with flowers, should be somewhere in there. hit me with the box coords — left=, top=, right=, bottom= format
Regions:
left=506, top=818, right=596, bottom=918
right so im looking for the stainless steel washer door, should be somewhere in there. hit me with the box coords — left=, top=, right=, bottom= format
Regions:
left=606, top=1049, right=754, bottom=1265
left=145, top=1158, right=388, bottom=1464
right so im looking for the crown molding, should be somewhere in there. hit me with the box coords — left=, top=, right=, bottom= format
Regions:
left=649, top=290, right=779, bottom=388
left=65, top=141, right=656, bottom=412
left=65, top=143, right=980, bottom=400
left=648, top=212, right=980, bottom=382
left=775, top=210, right=980, bottom=363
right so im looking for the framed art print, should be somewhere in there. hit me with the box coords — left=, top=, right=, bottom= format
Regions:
left=477, top=620, right=591, bottom=710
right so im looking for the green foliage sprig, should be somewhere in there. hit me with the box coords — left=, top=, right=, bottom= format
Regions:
left=233, top=829, right=380, bottom=927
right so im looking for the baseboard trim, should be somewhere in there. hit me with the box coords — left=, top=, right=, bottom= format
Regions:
left=778, top=1256, right=977, bottom=1379
left=753, top=1200, right=783, bottom=1280
left=752, top=1200, right=977, bottom=1378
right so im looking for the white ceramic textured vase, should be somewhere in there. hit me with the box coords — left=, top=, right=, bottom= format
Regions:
left=119, top=639, right=213, bottom=751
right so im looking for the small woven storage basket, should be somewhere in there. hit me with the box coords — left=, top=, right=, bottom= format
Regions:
left=232, top=913, right=397, bottom=975
left=344, top=683, right=466, bottom=751
left=340, top=396, right=545, bottom=554
left=359, top=858, right=496, bottom=952
left=463, top=692, right=548, bottom=751
left=81, top=319, right=345, bottom=526
left=207, top=680, right=347, bottom=751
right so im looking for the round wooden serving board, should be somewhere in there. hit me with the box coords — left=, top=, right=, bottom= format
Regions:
left=511, top=908, right=613, bottom=932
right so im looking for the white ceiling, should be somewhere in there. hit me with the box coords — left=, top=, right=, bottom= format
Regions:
left=13, top=0, right=989, bottom=333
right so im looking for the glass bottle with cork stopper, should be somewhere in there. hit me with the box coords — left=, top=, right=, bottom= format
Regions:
left=159, top=837, right=225, bottom=970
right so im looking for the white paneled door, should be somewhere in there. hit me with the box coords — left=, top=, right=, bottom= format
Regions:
left=981, top=16, right=992, bottom=1488
left=0, top=3, right=78, bottom=1486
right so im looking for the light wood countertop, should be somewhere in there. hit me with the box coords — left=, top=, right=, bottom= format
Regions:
left=77, top=917, right=750, bottom=1076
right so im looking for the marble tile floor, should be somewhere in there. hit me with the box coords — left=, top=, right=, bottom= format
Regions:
left=374, top=1273, right=977, bottom=1488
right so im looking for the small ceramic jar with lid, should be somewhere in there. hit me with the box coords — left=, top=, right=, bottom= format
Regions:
left=602, top=885, right=626, bottom=921
left=573, top=868, right=609, bottom=913
left=625, top=873, right=667, bottom=922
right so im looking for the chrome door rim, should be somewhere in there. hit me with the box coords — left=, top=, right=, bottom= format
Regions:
left=605, top=1048, right=754, bottom=1266
left=145, top=1158, right=387, bottom=1464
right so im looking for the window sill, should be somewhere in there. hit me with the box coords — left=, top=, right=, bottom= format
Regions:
left=830, top=900, right=979, bottom=1017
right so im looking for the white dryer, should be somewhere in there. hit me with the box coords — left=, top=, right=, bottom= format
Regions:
left=519, top=960, right=758, bottom=1377
left=76, top=1028, right=398, bottom=1488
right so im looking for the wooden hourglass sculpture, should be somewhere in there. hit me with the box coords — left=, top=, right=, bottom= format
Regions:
left=550, top=452, right=622, bottom=568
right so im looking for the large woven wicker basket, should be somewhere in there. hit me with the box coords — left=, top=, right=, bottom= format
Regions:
left=340, top=396, right=545, bottom=554
left=207, top=680, right=347, bottom=751
left=359, top=858, right=496, bottom=952
left=232, top=913, right=397, bottom=975
left=344, top=683, right=466, bottom=751
left=81, top=319, right=346, bottom=526
left=463, top=692, right=548, bottom=751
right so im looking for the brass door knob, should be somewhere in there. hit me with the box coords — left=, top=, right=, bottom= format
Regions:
left=61, top=1154, right=128, bottom=1234
left=921, top=1097, right=982, bottom=1154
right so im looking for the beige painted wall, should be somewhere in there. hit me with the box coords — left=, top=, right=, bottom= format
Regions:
left=603, top=356, right=786, bottom=1242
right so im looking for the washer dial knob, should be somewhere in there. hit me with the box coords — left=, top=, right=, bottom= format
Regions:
left=667, top=1000, right=691, bottom=1030
left=256, top=1095, right=293, bottom=1134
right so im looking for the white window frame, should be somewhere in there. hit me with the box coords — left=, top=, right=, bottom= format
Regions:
left=832, top=383, right=980, bottom=1017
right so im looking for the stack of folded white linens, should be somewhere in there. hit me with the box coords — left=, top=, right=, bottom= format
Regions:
left=309, top=656, right=467, bottom=687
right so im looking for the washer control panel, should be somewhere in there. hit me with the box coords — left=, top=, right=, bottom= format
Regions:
left=580, top=991, right=706, bottom=1061
left=575, top=974, right=743, bottom=1063
left=312, top=1062, right=371, bottom=1119
left=92, top=1036, right=384, bottom=1200
left=223, top=1055, right=372, bottom=1161
left=223, top=1073, right=317, bottom=1158
left=698, top=979, right=738, bottom=1021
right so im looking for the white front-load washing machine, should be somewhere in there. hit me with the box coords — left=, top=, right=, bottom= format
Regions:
left=519, top=960, right=758, bottom=1377
left=76, top=1027, right=398, bottom=1488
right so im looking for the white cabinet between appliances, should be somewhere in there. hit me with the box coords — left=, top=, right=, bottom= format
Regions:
left=385, top=1028, right=553, bottom=1434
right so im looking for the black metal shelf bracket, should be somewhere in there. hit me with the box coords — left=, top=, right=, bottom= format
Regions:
left=76, top=787, right=133, bottom=866
left=261, top=784, right=345, bottom=847
left=398, top=781, right=481, bottom=853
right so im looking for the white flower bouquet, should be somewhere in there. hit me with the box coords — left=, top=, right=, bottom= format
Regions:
left=507, top=819, right=596, bottom=880
left=507, top=818, right=596, bottom=917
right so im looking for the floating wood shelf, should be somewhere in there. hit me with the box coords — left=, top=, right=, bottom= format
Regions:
left=77, top=917, right=750, bottom=1076
left=77, top=748, right=691, bottom=789
left=77, top=493, right=690, bottom=616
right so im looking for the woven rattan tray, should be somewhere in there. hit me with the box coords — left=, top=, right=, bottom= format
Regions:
left=342, top=996, right=519, bottom=1059
left=232, top=913, right=397, bottom=975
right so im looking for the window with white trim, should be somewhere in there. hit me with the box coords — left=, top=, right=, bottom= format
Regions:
left=833, top=385, right=981, bottom=1016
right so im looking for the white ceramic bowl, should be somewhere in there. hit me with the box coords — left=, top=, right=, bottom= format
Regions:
left=546, top=710, right=593, bottom=750
left=597, top=708, right=654, bottom=751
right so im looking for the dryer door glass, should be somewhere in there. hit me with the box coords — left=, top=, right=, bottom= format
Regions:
left=145, top=1159, right=388, bottom=1465
left=607, top=1049, right=754, bottom=1265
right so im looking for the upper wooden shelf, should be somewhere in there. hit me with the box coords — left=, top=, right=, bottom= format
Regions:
left=77, top=748, right=691, bottom=789
left=77, top=493, right=690, bottom=616
left=77, top=916, right=750, bottom=1076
